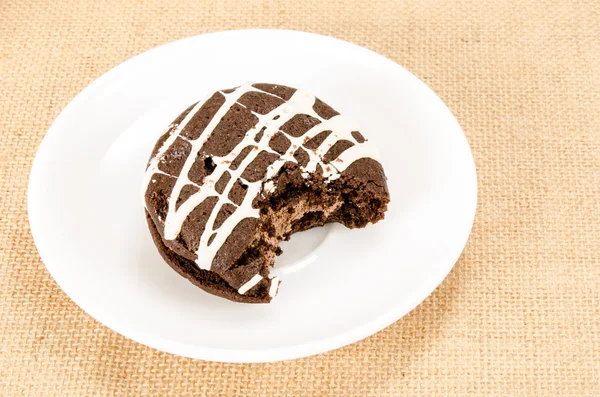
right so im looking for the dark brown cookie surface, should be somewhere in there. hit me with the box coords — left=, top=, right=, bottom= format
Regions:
left=144, top=83, right=389, bottom=303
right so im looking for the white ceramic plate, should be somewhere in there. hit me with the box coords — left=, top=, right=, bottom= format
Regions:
left=28, top=30, right=477, bottom=362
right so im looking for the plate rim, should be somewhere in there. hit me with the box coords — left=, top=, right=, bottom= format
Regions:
left=28, top=28, right=478, bottom=362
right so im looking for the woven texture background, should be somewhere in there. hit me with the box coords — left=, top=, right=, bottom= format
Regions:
left=1, top=0, right=599, bottom=395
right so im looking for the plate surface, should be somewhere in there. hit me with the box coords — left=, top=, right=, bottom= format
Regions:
left=28, top=29, right=477, bottom=362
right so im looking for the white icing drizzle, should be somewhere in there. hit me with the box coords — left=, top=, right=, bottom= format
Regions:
left=268, top=277, right=280, bottom=298
left=263, top=180, right=276, bottom=195
left=238, top=274, right=263, bottom=294
left=143, top=100, right=207, bottom=192
left=144, top=83, right=380, bottom=296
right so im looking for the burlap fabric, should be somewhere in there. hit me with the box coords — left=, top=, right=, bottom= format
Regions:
left=1, top=0, right=598, bottom=395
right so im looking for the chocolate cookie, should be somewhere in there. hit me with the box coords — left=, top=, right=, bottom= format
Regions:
left=143, top=83, right=390, bottom=303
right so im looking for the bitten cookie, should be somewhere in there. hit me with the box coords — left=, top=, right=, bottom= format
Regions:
left=143, top=83, right=390, bottom=303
